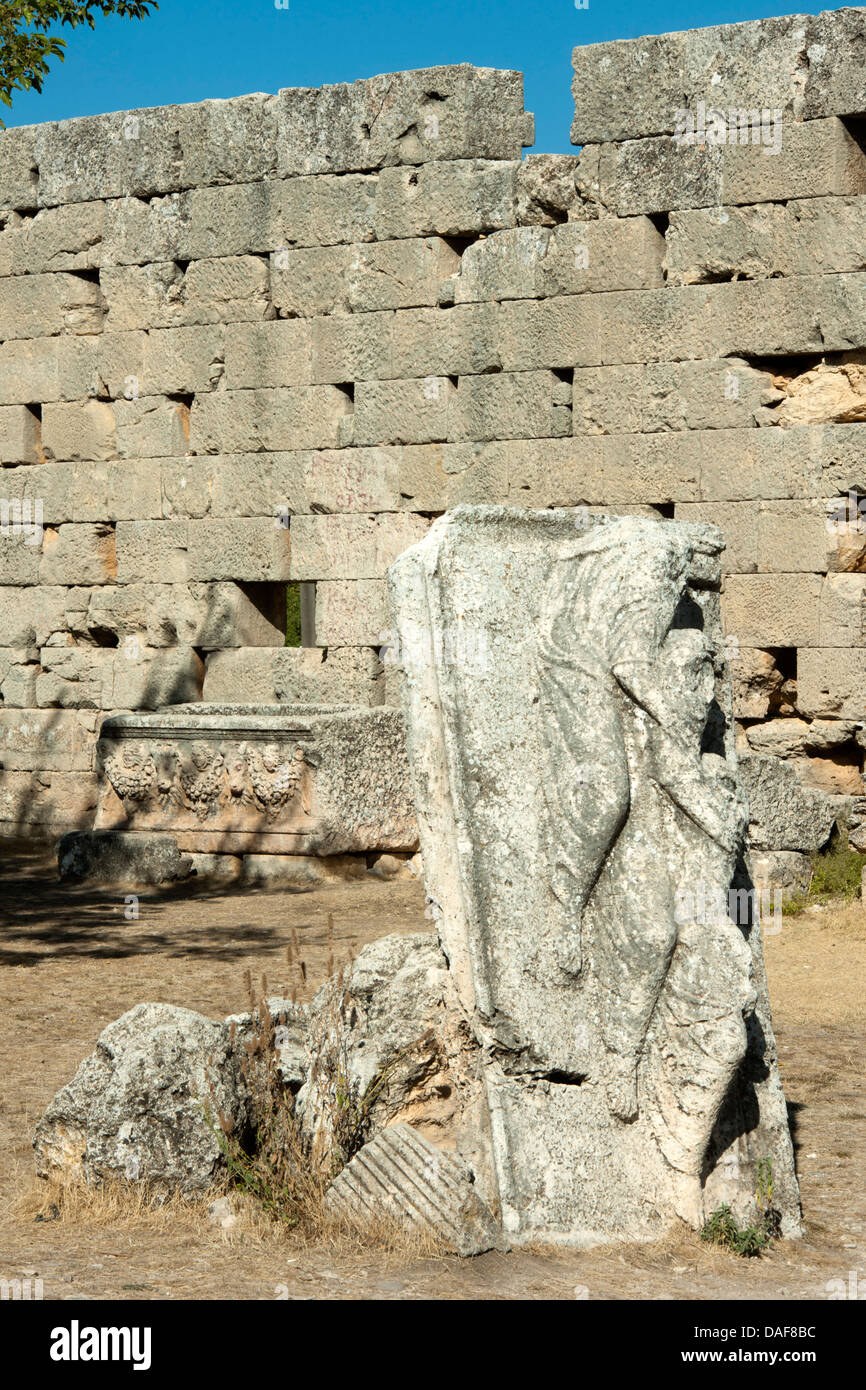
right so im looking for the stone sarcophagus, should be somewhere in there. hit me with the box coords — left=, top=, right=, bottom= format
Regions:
left=388, top=506, right=801, bottom=1246
left=94, top=704, right=418, bottom=856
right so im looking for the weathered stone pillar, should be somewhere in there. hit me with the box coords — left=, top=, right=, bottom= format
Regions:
left=388, top=505, right=801, bottom=1245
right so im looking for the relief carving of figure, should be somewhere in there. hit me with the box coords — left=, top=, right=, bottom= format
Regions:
left=538, top=521, right=755, bottom=1217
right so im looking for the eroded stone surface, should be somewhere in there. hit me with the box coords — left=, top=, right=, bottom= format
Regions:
left=388, top=505, right=801, bottom=1244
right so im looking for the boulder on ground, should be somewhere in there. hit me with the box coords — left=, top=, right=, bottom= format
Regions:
left=33, top=1003, right=248, bottom=1192
left=57, top=831, right=193, bottom=887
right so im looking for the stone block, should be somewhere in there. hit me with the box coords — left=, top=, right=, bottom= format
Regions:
left=570, top=12, right=866, bottom=145
left=223, top=320, right=312, bottom=390
left=0, top=770, right=98, bottom=831
left=674, top=502, right=758, bottom=574
left=573, top=359, right=774, bottom=436
left=0, top=404, right=42, bottom=464
left=276, top=66, right=531, bottom=175
left=189, top=387, right=350, bottom=453
left=187, top=517, right=292, bottom=582
left=354, top=377, right=456, bottom=446
left=310, top=310, right=395, bottom=384
left=451, top=370, right=570, bottom=442
left=375, top=160, right=519, bottom=239
left=0, top=335, right=95, bottom=405
left=269, top=245, right=352, bottom=317
left=2, top=201, right=103, bottom=275
left=0, top=708, right=99, bottom=771
left=740, top=753, right=838, bottom=852
left=0, top=648, right=40, bottom=706
left=347, top=237, right=460, bottom=312
left=0, top=586, right=68, bottom=646
left=315, top=580, right=388, bottom=647
left=115, top=520, right=188, bottom=585
left=722, top=574, right=822, bottom=647
left=0, top=272, right=102, bottom=339
left=455, top=218, right=663, bottom=303
left=202, top=646, right=383, bottom=705
left=797, top=648, right=866, bottom=719
left=40, top=524, right=116, bottom=586
left=290, top=512, right=428, bottom=580
left=666, top=196, right=866, bottom=285
left=607, top=118, right=866, bottom=217
left=279, top=174, right=377, bottom=246
left=819, top=574, right=866, bottom=647
left=41, top=400, right=116, bottom=462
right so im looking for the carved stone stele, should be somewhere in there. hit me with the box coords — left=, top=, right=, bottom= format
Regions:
left=388, top=505, right=801, bottom=1246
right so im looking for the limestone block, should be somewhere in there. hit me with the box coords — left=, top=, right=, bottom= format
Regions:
left=515, top=153, right=580, bottom=225
left=315, top=580, right=388, bottom=647
left=757, top=499, right=860, bottom=574
left=204, top=453, right=310, bottom=519
left=0, top=335, right=95, bottom=405
left=189, top=387, right=350, bottom=454
left=58, top=832, right=194, bottom=887
left=722, top=574, right=821, bottom=647
left=0, top=648, right=40, bottom=706
left=728, top=649, right=786, bottom=720
left=390, top=302, right=501, bottom=379
left=0, top=272, right=102, bottom=339
left=776, top=360, right=866, bottom=428
left=740, top=754, right=838, bottom=852
left=819, top=574, right=866, bottom=647
left=375, top=160, right=519, bottom=239
left=279, top=174, right=377, bottom=247
left=354, top=377, right=456, bottom=446
left=574, top=360, right=774, bottom=436
left=310, top=310, right=395, bottom=384
left=389, top=506, right=800, bottom=1242
left=451, top=370, right=570, bottom=442
left=69, top=581, right=285, bottom=650
left=101, top=193, right=188, bottom=266
left=744, top=717, right=860, bottom=758
left=103, top=257, right=270, bottom=331
left=290, top=513, right=428, bottom=580
left=455, top=218, right=663, bottom=304
left=90, top=331, right=147, bottom=400
left=36, top=649, right=114, bottom=708
left=697, top=426, right=821, bottom=502
left=40, top=524, right=116, bottom=586
left=33, top=1003, right=247, bottom=1192
left=19, top=459, right=161, bottom=524
left=0, top=770, right=98, bottom=830
left=139, top=326, right=226, bottom=396
left=748, top=850, right=813, bottom=899
left=187, top=517, right=291, bottom=582
left=797, top=649, right=866, bottom=719
left=666, top=197, right=866, bottom=286
left=202, top=646, right=383, bottom=706
left=607, top=118, right=866, bottom=217
left=111, top=644, right=205, bottom=710
left=347, top=237, right=460, bottom=312
left=674, top=502, right=758, bottom=574
left=41, top=400, right=116, bottom=462
left=2, top=201, right=103, bottom=275
left=0, top=405, right=42, bottom=464
left=0, top=586, right=69, bottom=646
left=182, top=181, right=282, bottom=259
left=327, top=1123, right=501, bottom=1256
left=0, top=709, right=99, bottom=772
left=269, top=245, right=352, bottom=317
left=570, top=12, right=866, bottom=145
left=276, top=66, right=531, bottom=175
left=304, top=445, right=447, bottom=514
left=223, top=320, right=312, bottom=390
left=115, top=520, right=188, bottom=585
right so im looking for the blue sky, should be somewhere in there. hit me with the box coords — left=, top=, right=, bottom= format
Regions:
left=5, top=1, right=830, bottom=152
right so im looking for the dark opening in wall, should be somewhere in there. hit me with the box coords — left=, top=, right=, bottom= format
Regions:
left=70, top=268, right=100, bottom=285
left=89, top=627, right=120, bottom=649
left=648, top=212, right=669, bottom=237
left=654, top=502, right=675, bottom=519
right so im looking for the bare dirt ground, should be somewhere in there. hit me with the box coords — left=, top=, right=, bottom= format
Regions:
left=1, top=842, right=864, bottom=1301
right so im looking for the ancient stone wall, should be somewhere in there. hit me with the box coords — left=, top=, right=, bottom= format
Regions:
left=1, top=10, right=865, bottom=841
